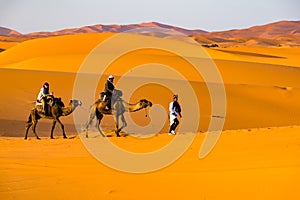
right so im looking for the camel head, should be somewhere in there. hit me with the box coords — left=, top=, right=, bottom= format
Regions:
left=69, top=99, right=82, bottom=108
left=139, top=99, right=152, bottom=108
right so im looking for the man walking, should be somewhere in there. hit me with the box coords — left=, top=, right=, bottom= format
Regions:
left=169, top=94, right=182, bottom=135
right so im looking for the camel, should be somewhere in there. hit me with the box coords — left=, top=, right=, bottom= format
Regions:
left=84, top=93, right=152, bottom=137
left=25, top=96, right=82, bottom=139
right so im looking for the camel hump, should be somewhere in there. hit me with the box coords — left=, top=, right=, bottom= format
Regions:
left=45, top=96, right=65, bottom=107
left=35, top=96, right=65, bottom=115
left=53, top=97, right=65, bottom=107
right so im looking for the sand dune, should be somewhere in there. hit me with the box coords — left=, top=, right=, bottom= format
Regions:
left=0, top=32, right=300, bottom=199
left=0, top=36, right=27, bottom=50
left=0, top=33, right=114, bottom=70
left=1, top=33, right=300, bottom=135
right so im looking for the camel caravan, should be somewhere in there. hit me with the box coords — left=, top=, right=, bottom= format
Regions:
left=25, top=77, right=153, bottom=139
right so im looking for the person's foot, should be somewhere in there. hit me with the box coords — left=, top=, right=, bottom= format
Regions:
left=168, top=130, right=176, bottom=135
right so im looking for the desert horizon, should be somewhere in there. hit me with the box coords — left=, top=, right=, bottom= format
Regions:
left=1, top=20, right=300, bottom=50
left=1, top=19, right=300, bottom=200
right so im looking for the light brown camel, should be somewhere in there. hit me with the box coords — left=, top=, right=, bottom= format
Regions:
left=84, top=95, right=152, bottom=137
left=25, top=97, right=82, bottom=139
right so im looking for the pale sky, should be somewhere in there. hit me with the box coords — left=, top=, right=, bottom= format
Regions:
left=1, top=0, right=299, bottom=34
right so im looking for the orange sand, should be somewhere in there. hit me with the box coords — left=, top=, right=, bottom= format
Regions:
left=1, top=127, right=299, bottom=200
left=0, top=33, right=300, bottom=199
left=0, top=36, right=26, bottom=50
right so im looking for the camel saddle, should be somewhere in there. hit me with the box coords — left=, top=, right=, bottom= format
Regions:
left=36, top=96, right=65, bottom=116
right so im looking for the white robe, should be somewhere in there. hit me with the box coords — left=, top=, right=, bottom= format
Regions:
left=169, top=101, right=179, bottom=126
left=36, top=87, right=49, bottom=105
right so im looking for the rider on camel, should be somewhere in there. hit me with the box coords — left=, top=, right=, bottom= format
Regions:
left=103, top=75, right=115, bottom=109
left=37, top=82, right=52, bottom=115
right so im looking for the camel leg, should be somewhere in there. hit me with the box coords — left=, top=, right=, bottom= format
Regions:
left=96, top=112, right=105, bottom=137
left=25, top=113, right=32, bottom=139
left=85, top=106, right=97, bottom=138
left=85, top=117, right=92, bottom=138
left=114, top=113, right=121, bottom=137
left=56, top=118, right=67, bottom=139
left=32, top=121, right=40, bottom=140
left=25, top=111, right=40, bottom=140
left=25, top=122, right=32, bottom=140
left=31, top=110, right=41, bottom=140
left=118, top=114, right=127, bottom=133
left=50, top=120, right=57, bottom=139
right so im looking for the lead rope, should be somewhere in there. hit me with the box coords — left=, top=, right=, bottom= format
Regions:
left=144, top=107, right=148, bottom=117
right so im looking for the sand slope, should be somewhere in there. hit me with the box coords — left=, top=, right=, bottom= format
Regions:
left=1, top=34, right=300, bottom=136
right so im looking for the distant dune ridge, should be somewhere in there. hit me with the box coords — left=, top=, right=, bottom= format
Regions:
left=0, top=20, right=300, bottom=49
left=200, top=20, right=300, bottom=47
left=0, top=27, right=22, bottom=36
left=0, top=22, right=207, bottom=37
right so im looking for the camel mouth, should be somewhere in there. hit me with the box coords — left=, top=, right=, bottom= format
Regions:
left=149, top=102, right=153, bottom=107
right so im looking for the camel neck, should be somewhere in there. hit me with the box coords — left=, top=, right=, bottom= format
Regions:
left=62, top=104, right=76, bottom=116
left=127, top=102, right=144, bottom=112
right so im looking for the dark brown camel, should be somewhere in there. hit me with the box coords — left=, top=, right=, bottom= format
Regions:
left=25, top=97, right=82, bottom=139
left=84, top=95, right=152, bottom=137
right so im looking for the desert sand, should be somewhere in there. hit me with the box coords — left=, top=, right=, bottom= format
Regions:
left=1, top=127, right=300, bottom=200
left=0, top=33, right=300, bottom=199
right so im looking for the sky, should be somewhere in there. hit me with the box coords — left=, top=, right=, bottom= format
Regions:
left=1, top=0, right=299, bottom=34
